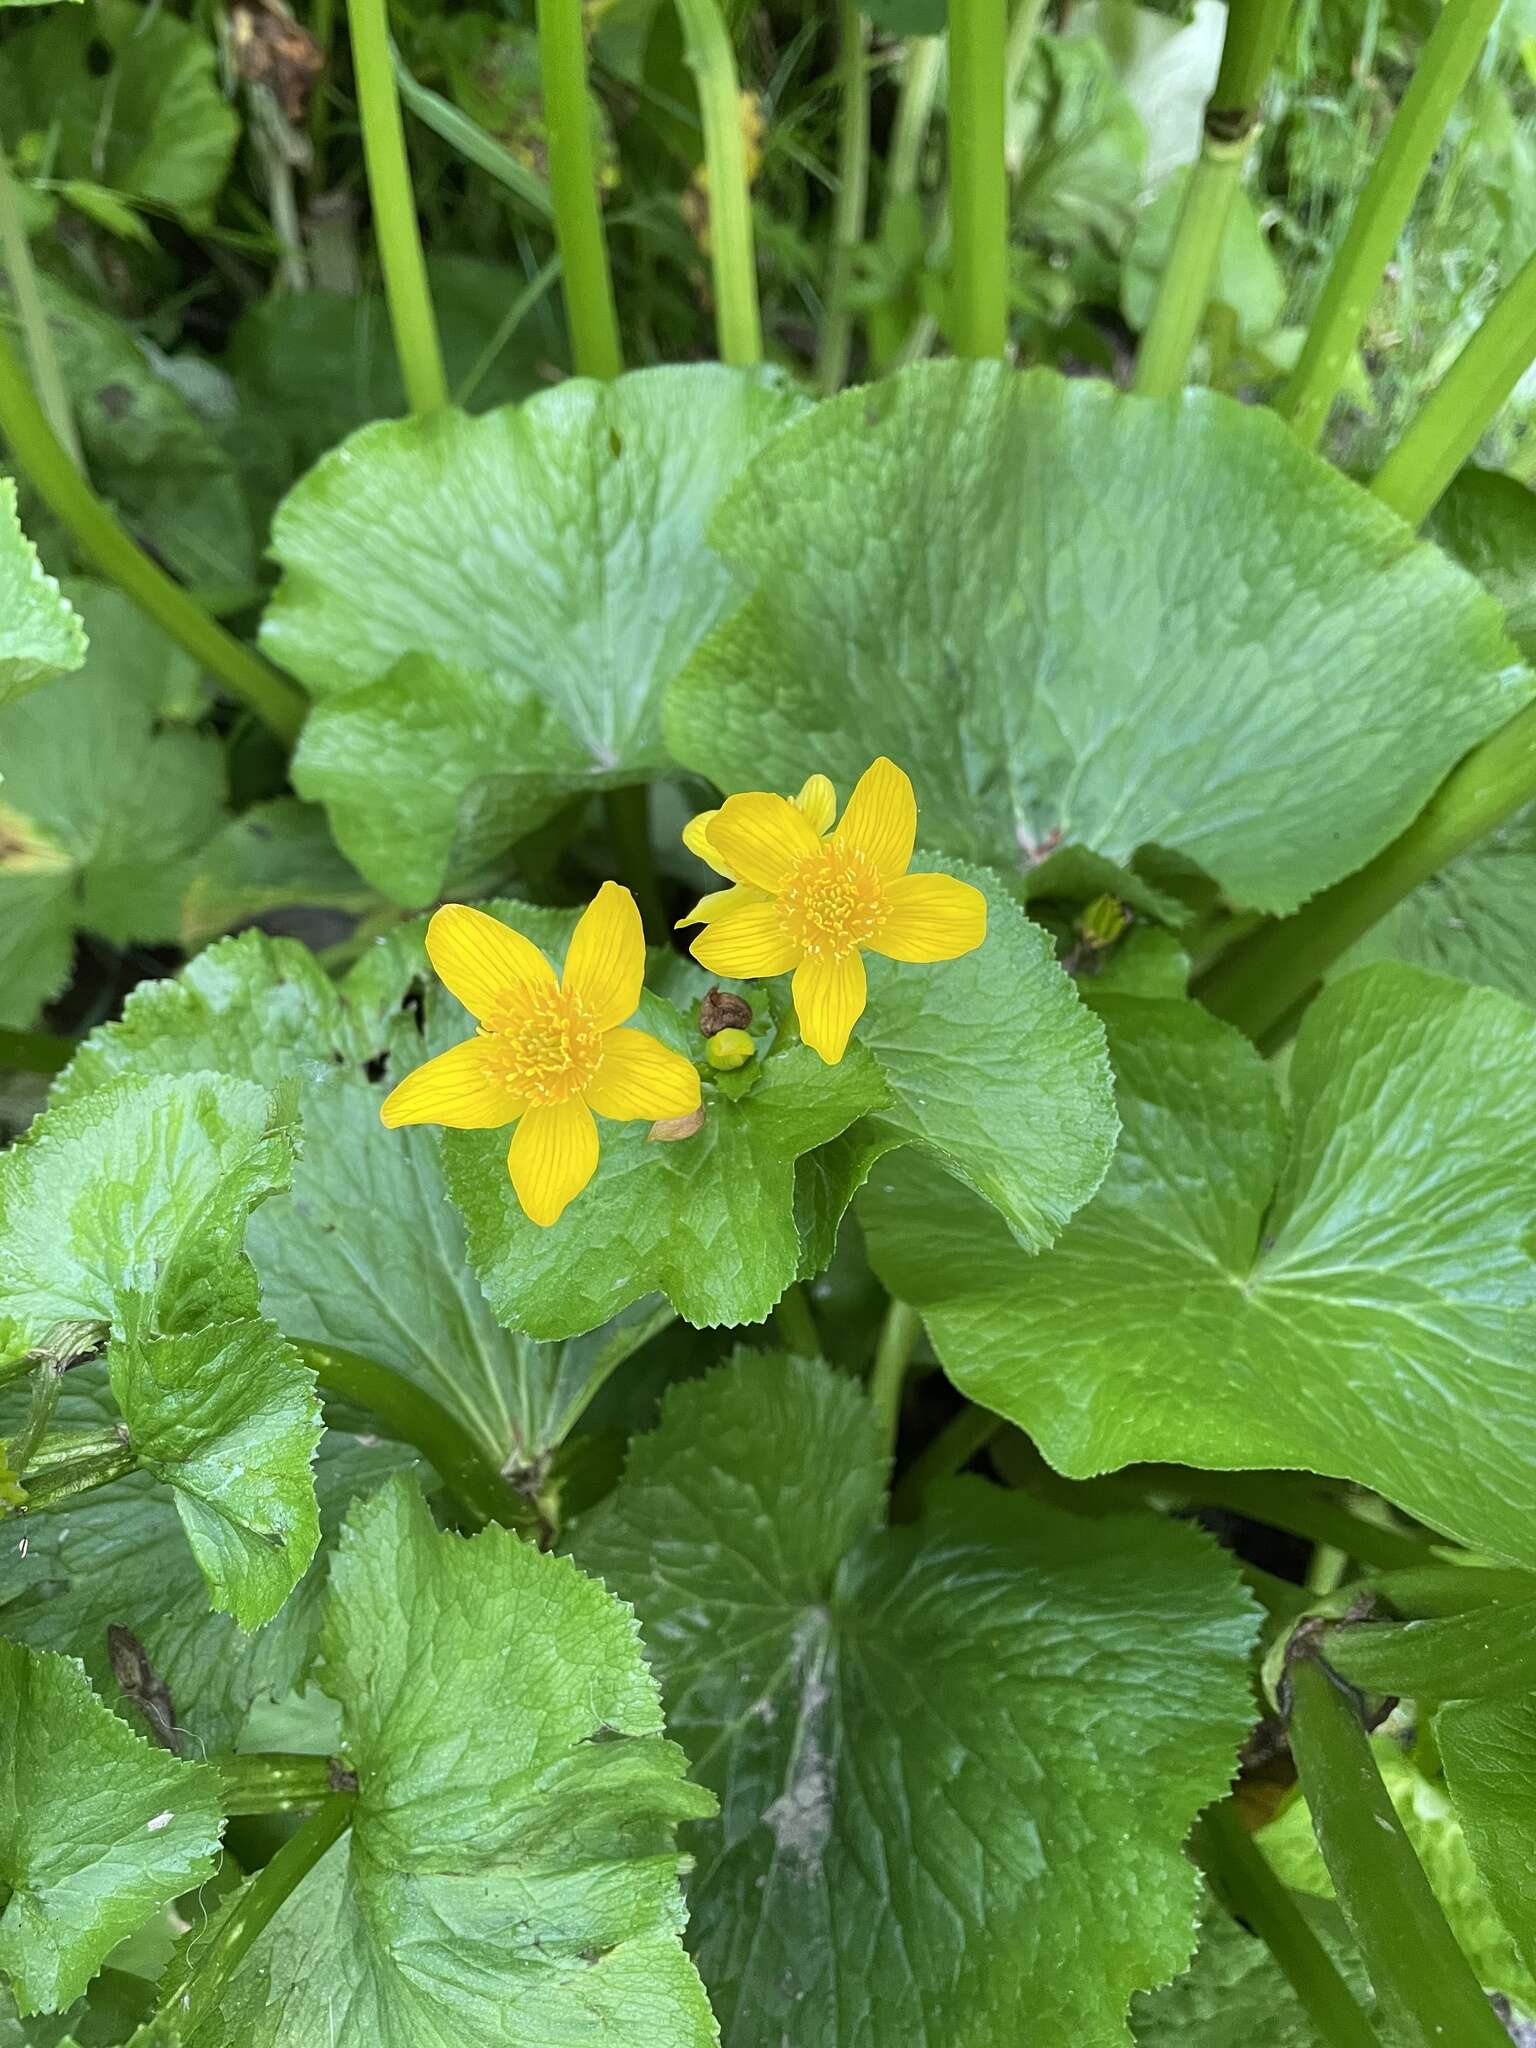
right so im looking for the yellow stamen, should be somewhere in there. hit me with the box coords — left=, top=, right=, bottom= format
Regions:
left=777, top=844, right=887, bottom=961
left=478, top=985, right=603, bottom=1105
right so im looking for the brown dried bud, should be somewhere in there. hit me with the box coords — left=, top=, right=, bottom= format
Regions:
left=649, top=1107, right=705, bottom=1143
left=229, top=0, right=324, bottom=123
left=698, top=987, right=751, bottom=1037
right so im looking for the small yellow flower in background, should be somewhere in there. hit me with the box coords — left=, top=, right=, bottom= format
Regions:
left=679, top=757, right=987, bottom=1063
left=380, top=884, right=700, bottom=1227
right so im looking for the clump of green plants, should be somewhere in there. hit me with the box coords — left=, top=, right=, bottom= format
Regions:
left=3, top=0, right=1536, bottom=2042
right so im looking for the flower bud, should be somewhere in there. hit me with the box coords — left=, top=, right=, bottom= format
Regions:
left=706, top=1028, right=756, bottom=1072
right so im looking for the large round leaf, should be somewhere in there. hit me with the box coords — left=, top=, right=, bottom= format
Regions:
left=269, top=366, right=807, bottom=904
left=666, top=362, right=1530, bottom=916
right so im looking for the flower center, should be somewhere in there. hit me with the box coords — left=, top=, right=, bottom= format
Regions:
left=777, top=844, right=886, bottom=960
left=478, top=985, right=602, bottom=1105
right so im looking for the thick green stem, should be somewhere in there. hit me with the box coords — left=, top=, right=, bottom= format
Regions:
left=1371, top=241, right=1536, bottom=525
left=298, top=1341, right=536, bottom=1535
left=217, top=1752, right=349, bottom=1816
left=891, top=1401, right=1001, bottom=1522
left=1196, top=695, right=1536, bottom=1046
left=1280, top=0, right=1502, bottom=447
left=538, top=0, right=623, bottom=380
left=0, top=132, right=81, bottom=471
left=1285, top=1652, right=1509, bottom=2048
left=869, top=1299, right=921, bottom=1458
left=1136, top=1467, right=1436, bottom=1574
left=0, top=322, right=306, bottom=743
left=143, top=1793, right=353, bottom=2044
left=347, top=0, right=446, bottom=413
left=674, top=0, right=762, bottom=366
left=1132, top=0, right=1291, bottom=396
left=14, top=1429, right=136, bottom=1509
left=1191, top=1800, right=1381, bottom=2048
left=772, top=1281, right=821, bottom=1359
left=602, top=785, right=664, bottom=941
left=816, top=2, right=870, bottom=393
left=946, top=0, right=1008, bottom=357
left=1321, top=1590, right=1536, bottom=1704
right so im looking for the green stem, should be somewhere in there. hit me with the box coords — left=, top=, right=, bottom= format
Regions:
left=143, top=1793, right=353, bottom=2044
left=538, top=0, right=623, bottom=380
left=297, top=1341, right=536, bottom=1535
left=1321, top=1590, right=1536, bottom=1705
left=14, top=1429, right=136, bottom=1509
left=1196, top=694, right=1536, bottom=1046
left=1285, top=1652, right=1509, bottom=2048
left=347, top=0, right=446, bottom=413
left=869, top=1299, right=921, bottom=1458
left=868, top=36, right=942, bottom=371
left=1131, top=0, right=1291, bottom=396
left=1136, top=1467, right=1435, bottom=1574
left=216, top=1752, right=348, bottom=1816
left=602, top=785, right=664, bottom=940
left=0, top=322, right=306, bottom=743
left=1371, top=240, right=1536, bottom=525
left=772, top=1281, right=821, bottom=1359
left=816, top=2, right=869, bottom=393
left=1352, top=1564, right=1536, bottom=1618
left=674, top=0, right=762, bottom=366
left=1191, top=1800, right=1381, bottom=2048
left=946, top=0, right=1008, bottom=358
left=6, top=1360, right=63, bottom=1480
left=891, top=1401, right=1001, bottom=1522
left=1279, top=0, right=1502, bottom=447
left=0, top=130, right=81, bottom=471
left=0, top=1026, right=73, bottom=1074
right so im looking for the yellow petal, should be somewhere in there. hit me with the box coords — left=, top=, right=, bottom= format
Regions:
left=426, top=903, right=555, bottom=1023
left=676, top=882, right=769, bottom=929
left=379, top=1039, right=522, bottom=1130
left=792, top=951, right=866, bottom=1063
left=585, top=1027, right=702, bottom=1121
left=834, top=756, right=916, bottom=879
left=507, top=1098, right=599, bottom=1227
left=707, top=791, right=823, bottom=892
left=870, top=871, right=988, bottom=962
left=690, top=900, right=801, bottom=978
left=793, top=773, right=837, bottom=835
left=562, top=880, right=644, bottom=1030
left=682, top=807, right=738, bottom=880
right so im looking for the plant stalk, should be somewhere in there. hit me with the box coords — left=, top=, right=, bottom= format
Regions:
left=869, top=1298, right=921, bottom=1458
left=1196, top=694, right=1536, bottom=1046
left=1279, top=0, right=1503, bottom=447
left=0, top=130, right=82, bottom=471
left=816, top=2, right=870, bottom=393
left=772, top=1281, right=821, bottom=1359
left=298, top=1340, right=536, bottom=1535
left=891, top=1401, right=1002, bottom=1522
left=1285, top=1651, right=1509, bottom=2048
left=1191, top=1799, right=1381, bottom=2048
left=0, top=322, right=307, bottom=743
left=216, top=1752, right=349, bottom=1816
left=1372, top=240, right=1536, bottom=526
left=946, top=0, right=1008, bottom=357
left=346, top=0, right=447, bottom=413
left=1136, top=1467, right=1435, bottom=1574
left=538, top=0, right=623, bottom=380
left=13, top=1429, right=136, bottom=1509
left=602, top=785, right=664, bottom=940
left=1132, top=0, right=1292, bottom=396
left=674, top=0, right=762, bottom=366
left=869, top=35, right=942, bottom=370
left=143, top=1793, right=353, bottom=2043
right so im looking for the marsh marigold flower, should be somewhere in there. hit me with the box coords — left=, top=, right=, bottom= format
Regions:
left=380, top=885, right=700, bottom=1227
left=680, top=757, right=986, bottom=1063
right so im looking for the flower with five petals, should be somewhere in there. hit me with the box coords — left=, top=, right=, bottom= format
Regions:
left=679, top=757, right=987, bottom=1063
left=380, top=884, right=700, bottom=1226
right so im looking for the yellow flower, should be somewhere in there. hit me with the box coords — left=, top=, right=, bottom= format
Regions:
left=679, top=757, right=987, bottom=1063
left=380, top=884, right=700, bottom=1227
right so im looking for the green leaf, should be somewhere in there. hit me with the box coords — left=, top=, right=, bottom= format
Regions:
left=1260, top=1732, right=1536, bottom=2011
left=0, top=482, right=85, bottom=708
left=269, top=365, right=807, bottom=904
left=1009, top=35, right=1145, bottom=252
left=53, top=927, right=670, bottom=1468
left=0, top=1072, right=295, bottom=1360
left=862, top=0, right=945, bottom=28
left=666, top=363, right=1528, bottom=917
left=0, top=0, right=236, bottom=216
left=176, top=799, right=378, bottom=950
left=1429, top=465, right=1536, bottom=662
left=109, top=1321, right=322, bottom=1631
left=2, top=1359, right=411, bottom=1750
left=861, top=965, right=1536, bottom=1570
left=194, top=1476, right=717, bottom=2045
left=1440, top=1697, right=1536, bottom=1986
left=571, top=1354, right=1260, bottom=2048
left=0, top=1641, right=221, bottom=2015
